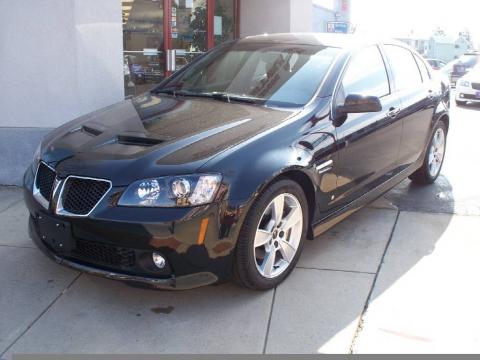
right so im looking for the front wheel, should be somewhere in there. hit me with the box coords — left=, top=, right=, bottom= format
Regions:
left=409, top=120, right=447, bottom=185
left=233, top=179, right=308, bottom=290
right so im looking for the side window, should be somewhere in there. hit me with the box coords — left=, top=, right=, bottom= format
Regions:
left=414, top=54, right=431, bottom=82
left=341, top=46, right=390, bottom=99
left=384, top=45, right=423, bottom=91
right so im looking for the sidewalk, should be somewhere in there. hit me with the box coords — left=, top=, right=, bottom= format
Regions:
left=1, top=185, right=479, bottom=356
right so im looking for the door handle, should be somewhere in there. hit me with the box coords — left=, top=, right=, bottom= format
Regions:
left=387, top=107, right=401, bottom=118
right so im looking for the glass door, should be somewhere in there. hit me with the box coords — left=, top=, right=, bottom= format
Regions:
left=169, top=0, right=208, bottom=72
left=123, top=0, right=165, bottom=97
left=122, top=0, right=238, bottom=97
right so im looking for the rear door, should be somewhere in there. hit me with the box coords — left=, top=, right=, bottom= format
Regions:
left=332, top=45, right=403, bottom=210
left=383, top=45, right=435, bottom=169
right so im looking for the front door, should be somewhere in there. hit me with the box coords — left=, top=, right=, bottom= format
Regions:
left=122, top=0, right=238, bottom=97
left=332, top=45, right=403, bottom=210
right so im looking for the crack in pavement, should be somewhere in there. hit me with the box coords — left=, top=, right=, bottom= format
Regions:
left=0, top=273, right=83, bottom=358
left=349, top=209, right=401, bottom=354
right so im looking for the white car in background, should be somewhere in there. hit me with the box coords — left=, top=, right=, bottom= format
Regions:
left=456, top=67, right=480, bottom=106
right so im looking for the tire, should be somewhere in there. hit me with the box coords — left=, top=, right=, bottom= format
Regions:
left=233, top=179, right=308, bottom=290
left=409, top=120, right=448, bottom=185
left=456, top=100, right=467, bottom=106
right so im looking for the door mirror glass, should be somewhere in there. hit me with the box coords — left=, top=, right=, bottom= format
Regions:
left=337, top=94, right=382, bottom=114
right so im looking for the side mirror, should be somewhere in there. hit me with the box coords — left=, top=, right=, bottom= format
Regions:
left=337, top=94, right=382, bottom=114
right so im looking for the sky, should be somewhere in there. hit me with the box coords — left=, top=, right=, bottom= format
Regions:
left=350, top=0, right=480, bottom=44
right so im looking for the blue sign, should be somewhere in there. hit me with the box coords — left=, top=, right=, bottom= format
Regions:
left=326, top=22, right=350, bottom=34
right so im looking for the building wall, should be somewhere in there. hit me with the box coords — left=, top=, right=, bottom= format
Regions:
left=290, top=0, right=314, bottom=33
left=0, top=0, right=124, bottom=185
left=312, top=5, right=336, bottom=32
left=239, top=0, right=291, bottom=37
left=239, top=0, right=314, bottom=37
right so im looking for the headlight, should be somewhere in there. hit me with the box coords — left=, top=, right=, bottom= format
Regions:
left=459, top=80, right=471, bottom=87
left=118, top=174, right=222, bottom=207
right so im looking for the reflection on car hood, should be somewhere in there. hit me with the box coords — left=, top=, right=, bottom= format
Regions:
left=41, top=93, right=297, bottom=185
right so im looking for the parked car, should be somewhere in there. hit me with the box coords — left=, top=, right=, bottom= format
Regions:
left=427, top=58, right=447, bottom=70
left=24, top=34, right=449, bottom=290
left=448, top=52, right=479, bottom=86
left=455, top=66, right=480, bottom=105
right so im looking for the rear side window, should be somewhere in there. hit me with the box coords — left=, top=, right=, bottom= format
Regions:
left=414, top=54, right=431, bottom=82
left=384, top=45, right=422, bottom=91
left=341, top=46, right=390, bottom=98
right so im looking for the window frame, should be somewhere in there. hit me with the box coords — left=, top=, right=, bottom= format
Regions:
left=383, top=44, right=424, bottom=91
left=414, top=53, right=432, bottom=83
left=332, top=44, right=392, bottom=111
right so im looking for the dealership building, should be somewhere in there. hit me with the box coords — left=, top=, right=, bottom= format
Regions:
left=0, top=0, right=351, bottom=185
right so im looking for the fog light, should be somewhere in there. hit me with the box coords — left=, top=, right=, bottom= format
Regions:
left=152, top=253, right=166, bottom=269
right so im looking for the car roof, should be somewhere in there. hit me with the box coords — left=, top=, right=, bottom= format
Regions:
left=239, top=33, right=368, bottom=48
left=239, top=33, right=411, bottom=51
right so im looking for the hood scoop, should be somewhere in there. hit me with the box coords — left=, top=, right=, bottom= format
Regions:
left=116, top=134, right=166, bottom=147
left=87, top=133, right=171, bottom=156
left=82, top=125, right=104, bottom=137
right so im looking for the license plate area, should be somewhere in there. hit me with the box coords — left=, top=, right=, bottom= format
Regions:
left=37, top=213, right=74, bottom=254
left=475, top=91, right=480, bottom=98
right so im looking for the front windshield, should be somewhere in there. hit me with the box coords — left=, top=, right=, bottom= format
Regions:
left=154, top=42, right=340, bottom=108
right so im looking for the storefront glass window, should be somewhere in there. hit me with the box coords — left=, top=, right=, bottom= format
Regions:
left=214, top=0, right=236, bottom=46
left=123, top=0, right=164, bottom=97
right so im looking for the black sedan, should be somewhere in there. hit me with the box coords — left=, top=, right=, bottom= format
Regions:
left=24, top=34, right=449, bottom=290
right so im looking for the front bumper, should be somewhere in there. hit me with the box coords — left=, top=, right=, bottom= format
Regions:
left=28, top=217, right=218, bottom=290
left=23, top=165, right=245, bottom=290
left=456, top=86, right=480, bottom=103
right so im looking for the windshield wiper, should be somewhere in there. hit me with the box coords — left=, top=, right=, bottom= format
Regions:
left=154, top=89, right=264, bottom=104
left=196, top=92, right=265, bottom=104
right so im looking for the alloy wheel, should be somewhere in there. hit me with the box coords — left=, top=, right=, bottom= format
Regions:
left=253, top=193, right=303, bottom=279
left=428, top=127, right=446, bottom=178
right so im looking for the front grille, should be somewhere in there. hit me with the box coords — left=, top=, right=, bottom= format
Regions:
left=35, top=163, right=56, bottom=201
left=472, top=83, right=480, bottom=90
left=72, top=239, right=135, bottom=268
left=61, top=177, right=111, bottom=215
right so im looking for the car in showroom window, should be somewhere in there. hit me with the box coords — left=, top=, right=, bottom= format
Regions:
left=24, top=34, right=449, bottom=290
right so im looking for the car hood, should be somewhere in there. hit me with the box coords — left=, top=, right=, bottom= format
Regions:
left=41, top=93, right=297, bottom=185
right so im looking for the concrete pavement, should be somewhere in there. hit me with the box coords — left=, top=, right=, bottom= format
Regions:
left=1, top=99, right=479, bottom=356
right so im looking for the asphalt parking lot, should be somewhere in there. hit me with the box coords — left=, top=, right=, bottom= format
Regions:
left=1, top=97, right=479, bottom=356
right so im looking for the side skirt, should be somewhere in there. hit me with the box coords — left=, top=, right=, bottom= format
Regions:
left=311, top=158, right=422, bottom=238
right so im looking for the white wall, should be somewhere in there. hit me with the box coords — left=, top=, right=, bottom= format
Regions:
left=240, top=0, right=314, bottom=38
left=290, top=0, right=314, bottom=33
left=0, top=0, right=124, bottom=185
left=239, top=0, right=291, bottom=37
left=0, top=0, right=124, bottom=129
